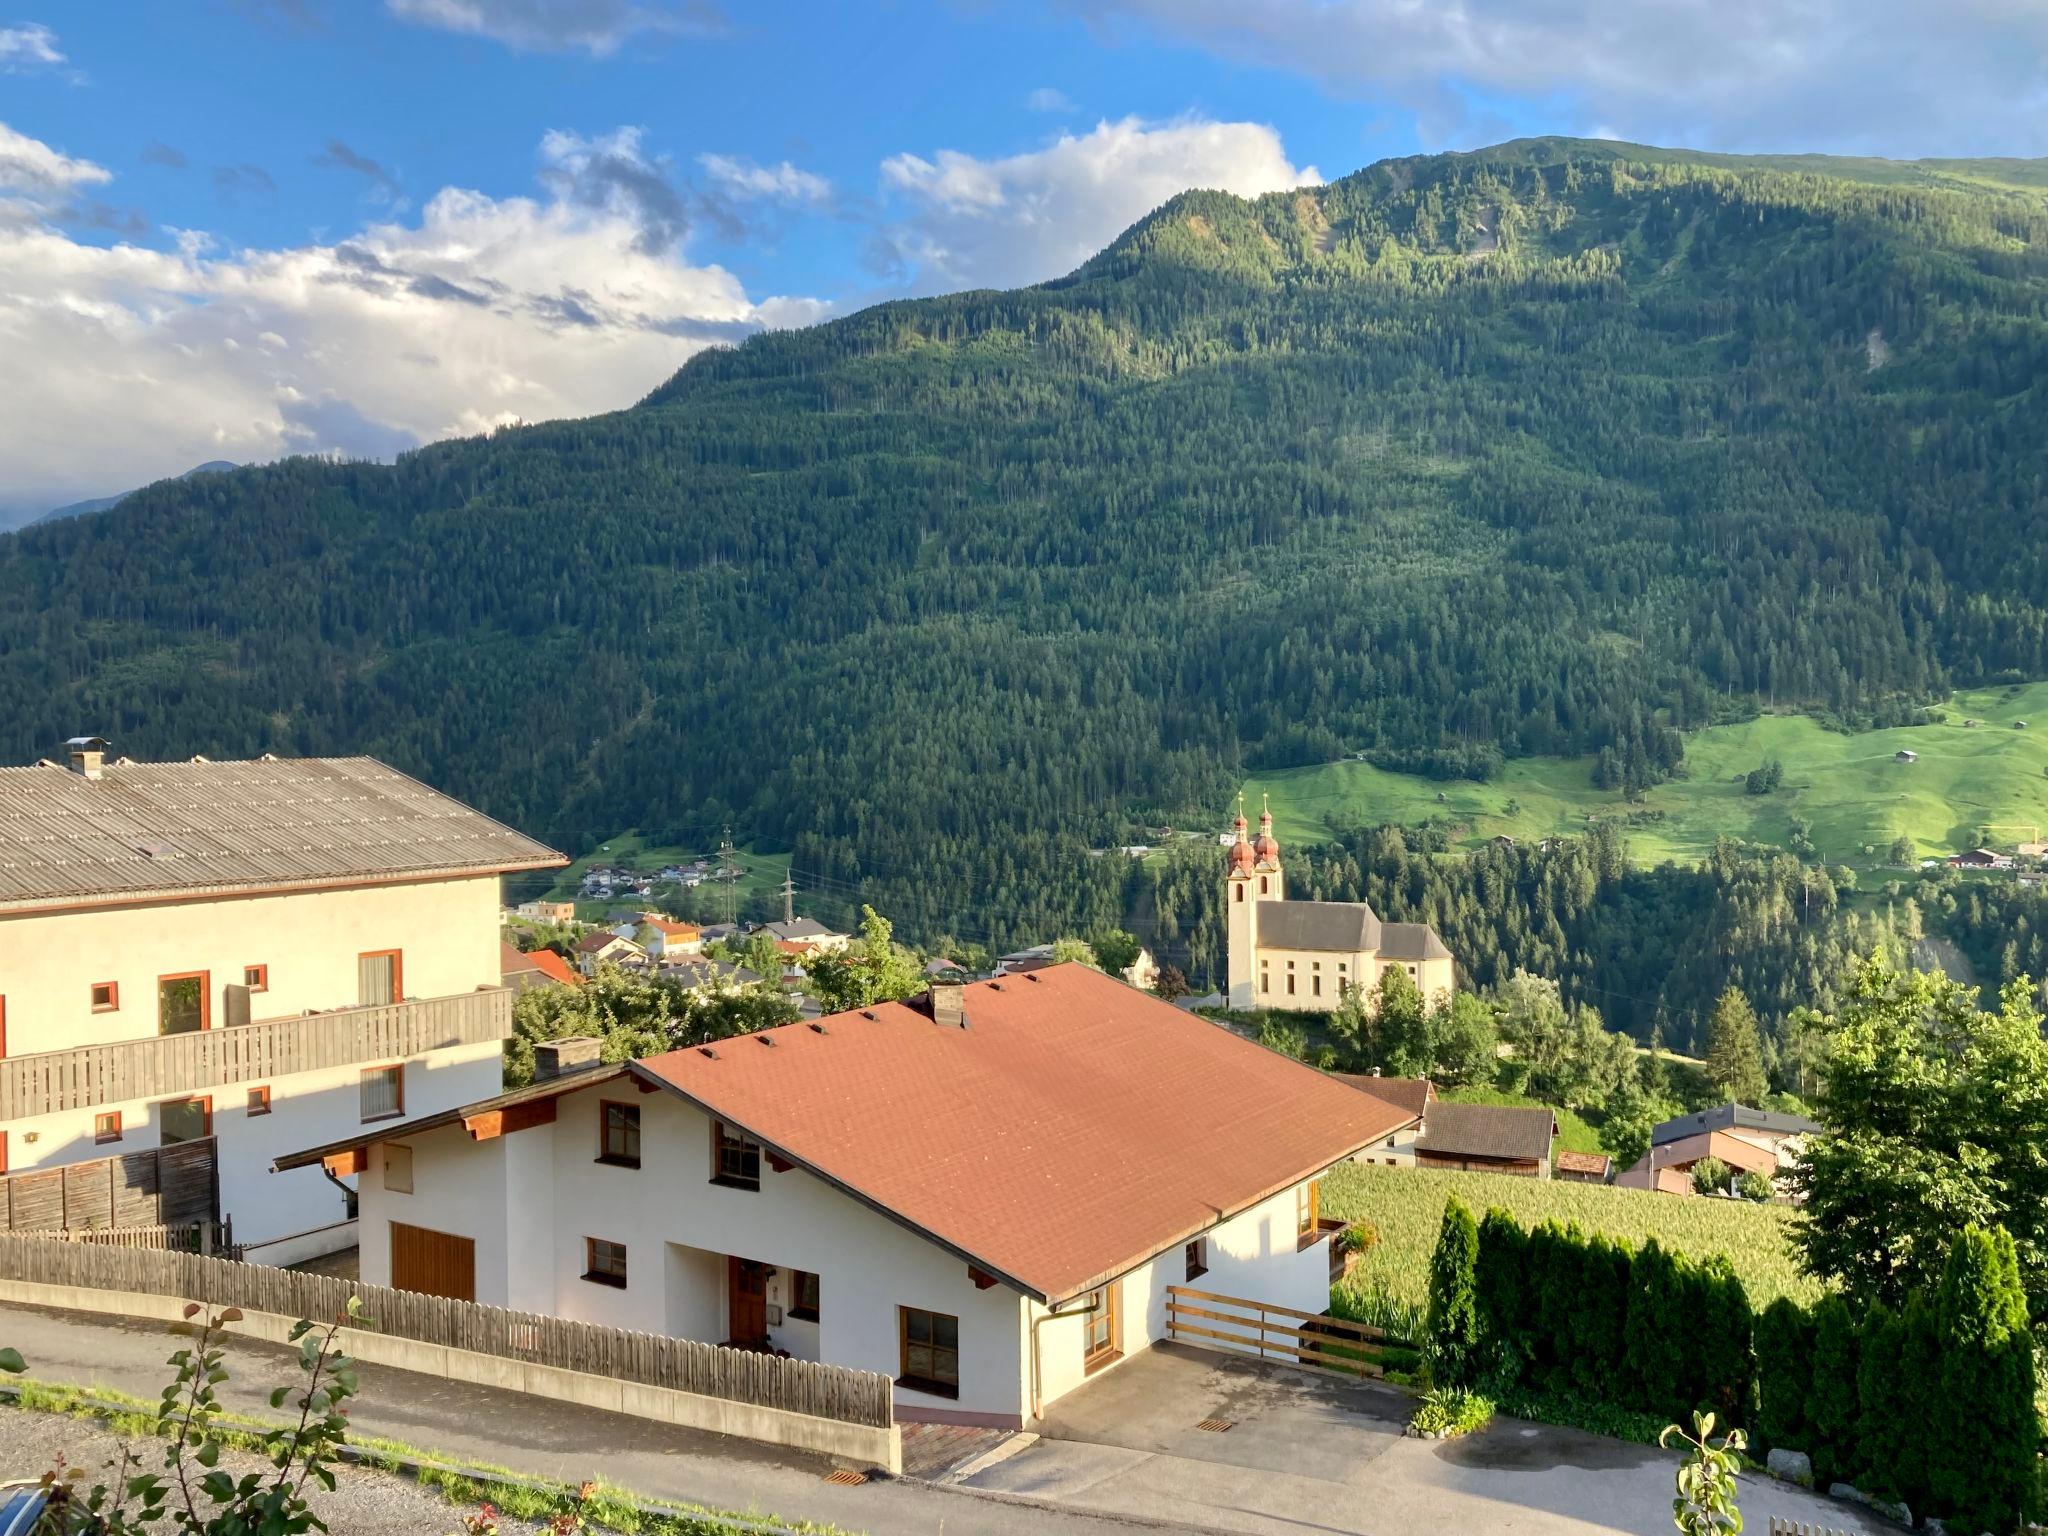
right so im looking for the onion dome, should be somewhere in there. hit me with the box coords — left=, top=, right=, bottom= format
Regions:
left=1227, top=812, right=1255, bottom=875
left=1253, top=804, right=1281, bottom=866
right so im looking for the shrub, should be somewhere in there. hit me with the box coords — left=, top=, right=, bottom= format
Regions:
left=1411, top=1386, right=1495, bottom=1438
left=1623, top=1239, right=1688, bottom=1415
left=1473, top=1206, right=1528, bottom=1381
left=1751, top=1296, right=1813, bottom=1454
left=1805, top=1295, right=1859, bottom=1486
left=1425, top=1195, right=1481, bottom=1388
left=1570, top=1233, right=1632, bottom=1401
left=1689, top=1256, right=1752, bottom=1428
left=1689, top=1156, right=1731, bottom=1196
left=1734, top=1170, right=1773, bottom=1202
left=1852, top=1302, right=1906, bottom=1501
left=1929, top=1226, right=2038, bottom=1534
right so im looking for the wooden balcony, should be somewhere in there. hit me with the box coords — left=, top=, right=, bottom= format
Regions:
left=0, top=989, right=513, bottom=1120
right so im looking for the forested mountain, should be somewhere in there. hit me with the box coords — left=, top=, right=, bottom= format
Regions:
left=6, top=137, right=2048, bottom=951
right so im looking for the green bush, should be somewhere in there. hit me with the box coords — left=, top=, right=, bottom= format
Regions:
left=1473, top=1207, right=1528, bottom=1381
left=1805, top=1295, right=1859, bottom=1486
left=1751, top=1296, right=1812, bottom=1454
left=1690, top=1156, right=1731, bottom=1196
left=1889, top=1293, right=1939, bottom=1517
left=1624, top=1240, right=1688, bottom=1415
left=1735, top=1170, right=1773, bottom=1202
left=1425, top=1195, right=1480, bottom=1388
left=1411, top=1386, right=1495, bottom=1438
left=1852, top=1303, right=1906, bottom=1502
left=1570, top=1233, right=1632, bottom=1401
left=1930, top=1226, right=2038, bottom=1534
left=1689, top=1256, right=1752, bottom=1428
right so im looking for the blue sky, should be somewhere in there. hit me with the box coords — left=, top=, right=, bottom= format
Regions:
left=4, top=0, right=2046, bottom=515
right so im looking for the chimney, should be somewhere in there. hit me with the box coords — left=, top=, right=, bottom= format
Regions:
left=534, top=1036, right=604, bottom=1079
left=65, top=735, right=110, bottom=780
left=927, top=979, right=968, bottom=1030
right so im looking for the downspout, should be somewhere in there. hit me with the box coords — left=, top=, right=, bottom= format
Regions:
left=321, top=1167, right=359, bottom=1221
left=1029, top=1297, right=1099, bottom=1422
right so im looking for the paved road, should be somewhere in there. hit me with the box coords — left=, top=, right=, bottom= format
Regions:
left=0, top=1302, right=1181, bottom=1536
left=1, top=1303, right=1882, bottom=1536
left=964, top=1344, right=1884, bottom=1536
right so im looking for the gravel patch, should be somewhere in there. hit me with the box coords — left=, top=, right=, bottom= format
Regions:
left=2, top=1405, right=552, bottom=1535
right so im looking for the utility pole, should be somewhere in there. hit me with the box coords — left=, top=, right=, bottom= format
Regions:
left=718, top=827, right=738, bottom=926
left=781, top=871, right=796, bottom=925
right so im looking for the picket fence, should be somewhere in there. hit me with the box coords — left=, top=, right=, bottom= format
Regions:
left=0, top=1232, right=893, bottom=1429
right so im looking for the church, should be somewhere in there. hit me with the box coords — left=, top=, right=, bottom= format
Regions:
left=1225, top=800, right=1455, bottom=1013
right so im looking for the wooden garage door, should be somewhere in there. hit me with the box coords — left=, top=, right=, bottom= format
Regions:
left=389, top=1221, right=475, bottom=1301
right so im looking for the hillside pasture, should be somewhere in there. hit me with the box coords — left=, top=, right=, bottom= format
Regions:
left=1322, top=1161, right=1819, bottom=1312
left=1250, top=681, right=2048, bottom=872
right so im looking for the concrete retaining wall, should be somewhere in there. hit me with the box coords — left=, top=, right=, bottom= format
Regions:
left=0, top=1277, right=902, bottom=1474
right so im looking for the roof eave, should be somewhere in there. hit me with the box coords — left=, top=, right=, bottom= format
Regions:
left=0, top=853, right=569, bottom=918
left=271, top=1064, right=628, bottom=1172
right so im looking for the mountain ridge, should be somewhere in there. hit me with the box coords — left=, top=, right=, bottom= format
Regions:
left=4, top=138, right=2047, bottom=945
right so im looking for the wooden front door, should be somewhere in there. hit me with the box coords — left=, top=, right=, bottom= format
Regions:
left=727, top=1255, right=767, bottom=1345
left=389, top=1221, right=475, bottom=1301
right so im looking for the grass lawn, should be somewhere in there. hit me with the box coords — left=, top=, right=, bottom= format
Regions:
left=1322, top=1162, right=1819, bottom=1314
left=1248, top=680, right=2048, bottom=874
left=539, top=830, right=793, bottom=920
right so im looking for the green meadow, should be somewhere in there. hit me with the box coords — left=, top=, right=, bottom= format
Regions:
left=1248, top=682, right=2048, bottom=872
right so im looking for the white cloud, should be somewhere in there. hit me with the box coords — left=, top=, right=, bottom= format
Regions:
left=876, top=115, right=1318, bottom=291
left=384, top=0, right=724, bottom=55
left=0, top=22, right=62, bottom=71
left=697, top=153, right=830, bottom=202
left=0, top=121, right=827, bottom=511
left=0, top=122, right=109, bottom=198
left=1026, top=86, right=1074, bottom=113
left=1073, top=0, right=2048, bottom=155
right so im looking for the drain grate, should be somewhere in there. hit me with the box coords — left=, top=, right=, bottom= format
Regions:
left=823, top=1468, right=869, bottom=1486
left=1196, top=1418, right=1235, bottom=1433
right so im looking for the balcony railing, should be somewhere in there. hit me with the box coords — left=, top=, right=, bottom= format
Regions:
left=0, top=989, right=513, bottom=1121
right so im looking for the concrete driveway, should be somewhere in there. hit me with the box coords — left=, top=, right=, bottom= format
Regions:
left=963, top=1342, right=1877, bottom=1536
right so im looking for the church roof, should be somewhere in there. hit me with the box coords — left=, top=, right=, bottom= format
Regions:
left=1380, top=922, right=1453, bottom=961
left=1258, top=899, right=1381, bottom=952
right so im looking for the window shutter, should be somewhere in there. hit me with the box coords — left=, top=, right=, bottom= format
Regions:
left=221, top=983, right=251, bottom=1029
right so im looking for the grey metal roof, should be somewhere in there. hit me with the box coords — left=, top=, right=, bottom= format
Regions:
left=1415, top=1101, right=1557, bottom=1163
left=1652, top=1101, right=1819, bottom=1146
left=764, top=917, right=837, bottom=941
left=1256, top=900, right=1382, bottom=952
left=1379, top=922, right=1452, bottom=961
left=0, top=754, right=564, bottom=914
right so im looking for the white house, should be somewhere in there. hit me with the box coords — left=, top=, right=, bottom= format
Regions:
left=575, top=931, right=643, bottom=975
left=0, top=741, right=563, bottom=1263
left=1329, top=1074, right=1432, bottom=1165
left=278, top=964, right=1405, bottom=1427
left=757, top=917, right=848, bottom=953
left=1225, top=802, right=1455, bottom=1013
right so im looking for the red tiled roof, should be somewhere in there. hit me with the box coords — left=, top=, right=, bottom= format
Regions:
left=649, top=919, right=701, bottom=937
left=501, top=942, right=577, bottom=986
left=1330, top=1073, right=1432, bottom=1122
left=632, top=964, right=1409, bottom=1302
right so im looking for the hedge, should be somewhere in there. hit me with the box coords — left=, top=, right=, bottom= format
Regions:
left=1444, top=1210, right=2039, bottom=1532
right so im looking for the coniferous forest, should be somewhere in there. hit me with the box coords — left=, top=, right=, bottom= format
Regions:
left=6, top=138, right=2048, bottom=998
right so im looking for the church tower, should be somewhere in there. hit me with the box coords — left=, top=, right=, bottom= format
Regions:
left=1225, top=799, right=1257, bottom=1008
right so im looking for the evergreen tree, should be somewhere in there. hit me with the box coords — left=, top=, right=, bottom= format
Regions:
left=1703, top=987, right=1768, bottom=1104
left=1929, top=1226, right=2037, bottom=1533
left=1751, top=1297, right=1812, bottom=1455
left=1804, top=1295, right=1860, bottom=1486
left=1852, top=1303, right=1906, bottom=1501
left=1473, top=1207, right=1527, bottom=1383
left=1425, top=1196, right=1481, bottom=1389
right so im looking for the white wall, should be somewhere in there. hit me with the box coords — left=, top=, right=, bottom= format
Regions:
left=1, top=874, right=502, bottom=1055
left=360, top=1083, right=1343, bottom=1427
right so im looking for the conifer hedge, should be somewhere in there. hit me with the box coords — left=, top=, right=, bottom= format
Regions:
left=1444, top=1209, right=2039, bottom=1532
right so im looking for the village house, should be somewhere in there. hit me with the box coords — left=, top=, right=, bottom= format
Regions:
left=500, top=942, right=579, bottom=994
left=758, top=917, right=849, bottom=953
left=1617, top=1101, right=1817, bottom=1196
left=1329, top=1074, right=1432, bottom=1165
left=514, top=900, right=577, bottom=923
left=1409, top=1101, right=1557, bottom=1178
left=1948, top=847, right=2012, bottom=870
left=0, top=741, right=563, bottom=1263
left=276, top=965, right=1407, bottom=1427
left=1226, top=801, right=1454, bottom=1013
left=575, top=930, right=643, bottom=975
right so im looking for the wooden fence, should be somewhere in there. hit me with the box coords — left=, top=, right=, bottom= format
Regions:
left=0, top=989, right=512, bottom=1120
left=0, top=1233, right=894, bottom=1429
left=1165, top=1284, right=1392, bottom=1380
left=0, top=1138, right=217, bottom=1234
left=42, top=1221, right=238, bottom=1257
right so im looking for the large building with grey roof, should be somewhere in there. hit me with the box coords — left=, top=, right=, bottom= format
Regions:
left=1223, top=799, right=1455, bottom=1013
left=0, top=738, right=563, bottom=1263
